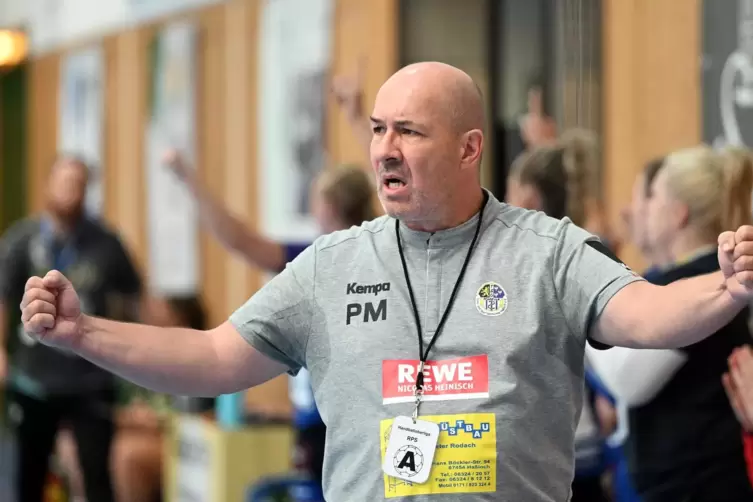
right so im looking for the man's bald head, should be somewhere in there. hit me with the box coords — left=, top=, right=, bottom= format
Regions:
left=369, top=62, right=487, bottom=231
left=380, top=62, right=485, bottom=135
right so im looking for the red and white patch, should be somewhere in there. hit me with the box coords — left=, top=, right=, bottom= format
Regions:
left=382, top=355, right=489, bottom=405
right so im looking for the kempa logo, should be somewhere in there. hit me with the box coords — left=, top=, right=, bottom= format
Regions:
left=346, top=282, right=391, bottom=295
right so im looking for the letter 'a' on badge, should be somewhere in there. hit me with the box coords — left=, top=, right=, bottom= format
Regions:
left=475, top=281, right=508, bottom=316
left=383, top=416, right=439, bottom=484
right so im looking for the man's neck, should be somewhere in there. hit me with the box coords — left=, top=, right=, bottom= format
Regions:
left=46, top=212, right=80, bottom=237
left=403, top=189, right=485, bottom=232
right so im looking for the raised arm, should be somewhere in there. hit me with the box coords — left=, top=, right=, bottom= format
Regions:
left=590, top=270, right=745, bottom=348
left=78, top=317, right=285, bottom=396
left=163, top=151, right=287, bottom=273
left=554, top=221, right=753, bottom=350
left=20, top=245, right=319, bottom=397
left=21, top=272, right=287, bottom=396
left=590, top=227, right=753, bottom=348
left=331, top=67, right=373, bottom=158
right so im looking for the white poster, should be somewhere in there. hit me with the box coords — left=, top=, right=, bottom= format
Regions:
left=258, top=0, right=334, bottom=241
left=175, top=416, right=212, bottom=502
left=145, top=21, right=199, bottom=294
left=58, top=45, right=104, bottom=217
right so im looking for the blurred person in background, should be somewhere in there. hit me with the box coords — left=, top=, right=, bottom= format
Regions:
left=503, top=76, right=559, bottom=167
left=505, top=130, right=613, bottom=502
left=620, top=157, right=666, bottom=280
left=724, top=345, right=753, bottom=488
left=0, top=155, right=141, bottom=502
left=112, top=295, right=207, bottom=502
left=163, top=150, right=378, bottom=495
left=57, top=295, right=207, bottom=502
left=593, top=146, right=753, bottom=502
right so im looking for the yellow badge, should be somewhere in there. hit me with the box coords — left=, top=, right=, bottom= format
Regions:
left=380, top=413, right=497, bottom=498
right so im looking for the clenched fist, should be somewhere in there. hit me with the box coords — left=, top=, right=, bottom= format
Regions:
left=20, top=270, right=83, bottom=350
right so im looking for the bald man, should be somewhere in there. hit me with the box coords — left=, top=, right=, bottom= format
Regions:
left=17, top=63, right=753, bottom=501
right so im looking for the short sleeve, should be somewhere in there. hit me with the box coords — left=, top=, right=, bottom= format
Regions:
left=229, top=243, right=317, bottom=375
left=282, top=242, right=312, bottom=264
left=553, top=219, right=644, bottom=349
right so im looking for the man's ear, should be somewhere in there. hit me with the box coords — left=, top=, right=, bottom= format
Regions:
left=460, top=129, right=484, bottom=168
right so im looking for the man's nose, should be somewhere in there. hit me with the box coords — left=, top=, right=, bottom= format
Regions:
left=371, top=131, right=403, bottom=167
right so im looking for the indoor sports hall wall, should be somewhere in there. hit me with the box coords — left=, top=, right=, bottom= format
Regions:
left=23, top=0, right=397, bottom=411
left=602, top=0, right=701, bottom=269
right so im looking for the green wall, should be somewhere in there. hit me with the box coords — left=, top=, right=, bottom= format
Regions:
left=0, top=64, right=28, bottom=233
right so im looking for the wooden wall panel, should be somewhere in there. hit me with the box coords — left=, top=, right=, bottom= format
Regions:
left=221, top=0, right=290, bottom=417
left=602, top=0, right=701, bottom=269
left=328, top=0, right=399, bottom=167
left=197, top=5, right=228, bottom=332
left=27, top=53, right=60, bottom=213
left=103, top=27, right=150, bottom=269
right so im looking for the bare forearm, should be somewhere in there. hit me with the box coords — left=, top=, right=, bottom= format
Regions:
left=187, top=181, right=285, bottom=272
left=76, top=315, right=227, bottom=396
left=596, top=271, right=747, bottom=349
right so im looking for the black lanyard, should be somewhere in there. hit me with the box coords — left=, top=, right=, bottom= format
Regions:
left=395, top=193, right=487, bottom=393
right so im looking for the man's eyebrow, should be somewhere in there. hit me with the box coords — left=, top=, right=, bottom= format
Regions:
left=369, top=116, right=422, bottom=128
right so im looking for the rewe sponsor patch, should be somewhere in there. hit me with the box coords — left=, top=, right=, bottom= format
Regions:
left=382, top=355, right=490, bottom=405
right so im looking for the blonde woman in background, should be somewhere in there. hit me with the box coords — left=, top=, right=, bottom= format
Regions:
left=589, top=146, right=753, bottom=502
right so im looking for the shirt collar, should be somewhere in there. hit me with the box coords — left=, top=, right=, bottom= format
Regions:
left=40, top=213, right=87, bottom=244
left=395, top=189, right=496, bottom=250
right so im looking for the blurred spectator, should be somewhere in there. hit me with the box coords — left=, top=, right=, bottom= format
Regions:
left=499, top=76, right=558, bottom=178
left=724, top=345, right=753, bottom=489
left=620, top=157, right=666, bottom=275
left=164, top=150, right=378, bottom=494
left=506, top=128, right=595, bottom=231
left=112, top=294, right=207, bottom=502
left=0, top=155, right=141, bottom=502
left=595, top=146, right=753, bottom=502
left=164, top=150, right=376, bottom=270
left=57, top=295, right=207, bottom=502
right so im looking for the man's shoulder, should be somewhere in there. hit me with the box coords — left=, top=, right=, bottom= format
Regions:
left=491, top=204, right=569, bottom=243
left=82, top=217, right=128, bottom=245
left=312, top=215, right=391, bottom=254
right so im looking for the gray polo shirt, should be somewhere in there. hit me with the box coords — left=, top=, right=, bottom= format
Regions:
left=230, top=191, right=642, bottom=501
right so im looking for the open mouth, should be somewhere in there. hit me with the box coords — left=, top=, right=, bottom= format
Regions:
left=384, top=177, right=406, bottom=189
left=381, top=173, right=408, bottom=192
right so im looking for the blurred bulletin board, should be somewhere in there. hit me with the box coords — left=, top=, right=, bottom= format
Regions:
left=58, top=45, right=105, bottom=217
left=703, top=0, right=753, bottom=148
left=145, top=21, right=200, bottom=295
left=258, top=0, right=334, bottom=242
